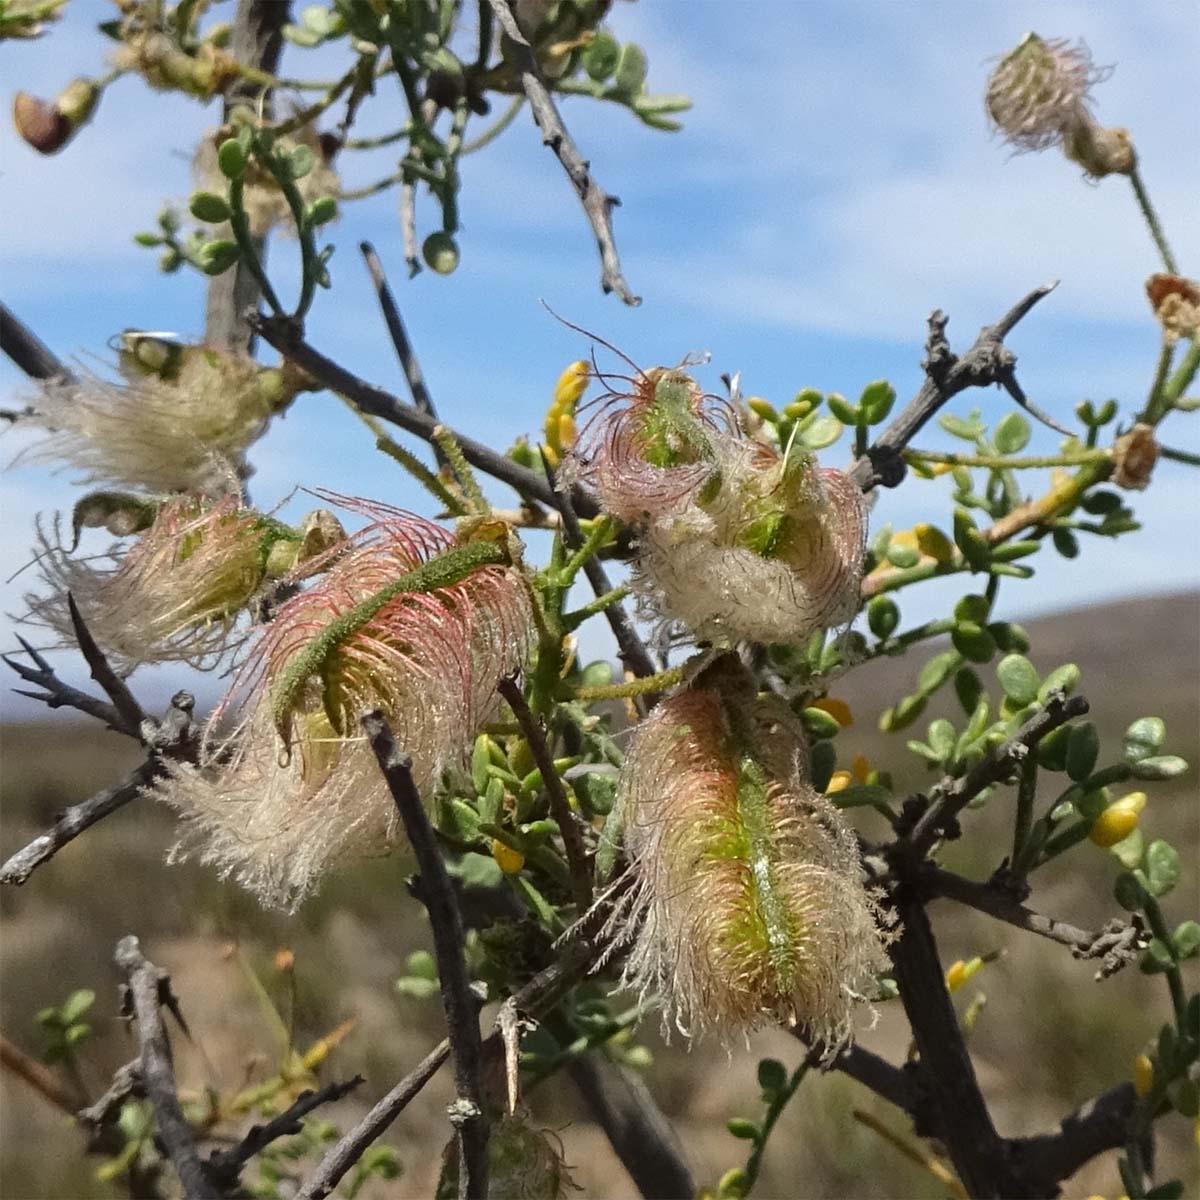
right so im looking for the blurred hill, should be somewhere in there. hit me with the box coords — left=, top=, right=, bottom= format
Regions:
left=1, top=592, right=1197, bottom=1199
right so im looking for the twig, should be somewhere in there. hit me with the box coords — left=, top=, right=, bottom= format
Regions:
left=895, top=690, right=1088, bottom=863
left=78, top=1060, right=145, bottom=1135
left=0, top=1032, right=87, bottom=1113
left=0, top=759, right=158, bottom=887
left=848, top=283, right=1059, bottom=492
left=852, top=1108, right=967, bottom=1199
left=1008, top=1082, right=1138, bottom=1190
left=294, top=1041, right=450, bottom=1200
left=0, top=691, right=194, bottom=887
left=115, top=936, right=220, bottom=1200
left=5, top=635, right=133, bottom=735
left=251, top=314, right=600, bottom=518
left=789, top=1031, right=922, bottom=1120
left=0, top=300, right=74, bottom=382
left=498, top=674, right=593, bottom=911
left=204, top=0, right=288, bottom=353
left=567, top=1055, right=695, bottom=1199
left=66, top=593, right=146, bottom=737
left=207, top=1077, right=364, bottom=1189
left=923, top=867, right=1148, bottom=979
left=361, top=713, right=489, bottom=1200
left=483, top=0, right=639, bottom=306
left=359, top=242, right=438, bottom=418
left=889, top=894, right=1029, bottom=1198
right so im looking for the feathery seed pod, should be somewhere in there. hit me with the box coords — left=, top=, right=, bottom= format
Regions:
left=635, top=438, right=866, bottom=645
left=14, top=341, right=305, bottom=493
left=436, top=1115, right=577, bottom=1199
left=602, top=663, right=893, bottom=1046
left=24, top=495, right=345, bottom=673
left=560, top=357, right=734, bottom=522
left=157, top=500, right=535, bottom=909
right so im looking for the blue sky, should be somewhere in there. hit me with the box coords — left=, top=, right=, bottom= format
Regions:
left=2, top=1, right=1198, bottom=719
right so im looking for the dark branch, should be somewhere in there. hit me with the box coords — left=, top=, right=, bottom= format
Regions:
left=294, top=1040, right=450, bottom=1200
left=252, top=313, right=601, bottom=518
left=924, top=866, right=1148, bottom=979
left=5, top=635, right=135, bottom=735
left=890, top=894, right=1031, bottom=1198
left=896, top=690, right=1089, bottom=863
left=66, top=593, right=146, bottom=737
left=115, top=936, right=220, bottom=1200
left=567, top=1055, right=695, bottom=1200
left=792, top=1034, right=923, bottom=1119
left=361, top=713, right=489, bottom=1200
left=848, top=282, right=1059, bottom=492
left=0, top=759, right=157, bottom=887
left=1009, top=1082, right=1137, bottom=1190
left=359, top=242, right=438, bottom=419
left=1, top=1032, right=88, bottom=1113
left=0, top=691, right=194, bottom=887
left=204, top=0, right=288, bottom=353
left=498, top=674, right=594, bottom=912
left=483, top=0, right=639, bottom=306
left=207, top=1077, right=364, bottom=1190
left=1, top=300, right=74, bottom=382
left=77, top=1060, right=145, bottom=1137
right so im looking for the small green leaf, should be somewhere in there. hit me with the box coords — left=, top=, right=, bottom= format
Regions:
left=927, top=719, right=956, bottom=759
left=1172, top=920, right=1200, bottom=960
left=830, top=784, right=893, bottom=810
left=216, top=137, right=246, bottom=179
left=307, top=195, right=338, bottom=226
left=1124, top=717, right=1166, bottom=763
left=189, top=190, right=231, bottom=223
left=1037, top=663, right=1081, bottom=703
left=1081, top=490, right=1122, bottom=514
left=867, top=596, right=899, bottom=639
left=198, top=239, right=240, bottom=275
left=1141, top=939, right=1174, bottom=973
left=614, top=42, right=649, bottom=95
left=802, top=707, right=841, bottom=739
left=880, top=693, right=926, bottom=732
left=1065, top=722, right=1100, bottom=782
left=953, top=667, right=984, bottom=716
left=1131, top=755, right=1188, bottom=780
left=825, top=392, right=860, bottom=425
left=1167, top=1081, right=1199, bottom=1121
left=886, top=542, right=920, bottom=569
left=60, top=990, right=95, bottom=1025
left=583, top=31, right=621, bottom=81
left=996, top=654, right=1039, bottom=707
left=1109, top=826, right=1144, bottom=869
left=726, top=1118, right=760, bottom=1140
left=918, top=650, right=960, bottom=695
left=287, top=143, right=316, bottom=180
left=1144, top=839, right=1180, bottom=897
left=395, top=976, right=440, bottom=999
left=797, top=415, right=842, bottom=451
left=953, top=594, right=990, bottom=624
left=952, top=621, right=996, bottom=664
left=1052, top=528, right=1079, bottom=559
left=939, top=413, right=986, bottom=441
left=952, top=507, right=990, bottom=570
left=859, top=379, right=896, bottom=424
left=1037, top=725, right=1070, bottom=772
left=994, top=412, right=1031, bottom=454
left=1113, top=870, right=1147, bottom=911
left=988, top=622, right=1030, bottom=653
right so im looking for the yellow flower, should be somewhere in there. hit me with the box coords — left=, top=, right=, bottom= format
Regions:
left=1090, top=792, right=1147, bottom=847
left=850, top=754, right=872, bottom=784
left=1133, top=1053, right=1154, bottom=1097
left=945, top=956, right=984, bottom=993
left=826, top=770, right=853, bottom=795
left=543, top=360, right=589, bottom=465
left=826, top=756, right=871, bottom=795
left=492, top=839, right=525, bottom=875
left=810, top=697, right=853, bottom=727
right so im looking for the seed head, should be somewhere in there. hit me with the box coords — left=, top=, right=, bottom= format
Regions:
left=602, top=673, right=894, bottom=1046
left=985, top=33, right=1108, bottom=154
left=157, top=501, right=534, bottom=909
left=24, top=495, right=343, bottom=673
left=14, top=345, right=300, bottom=493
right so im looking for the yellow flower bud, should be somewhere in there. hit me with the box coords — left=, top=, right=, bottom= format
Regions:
left=810, top=697, right=853, bottom=727
left=1090, top=792, right=1147, bottom=847
left=746, top=396, right=778, bottom=422
left=826, top=770, right=853, bottom=795
left=1133, top=1053, right=1154, bottom=1097
left=850, top=754, right=872, bottom=785
left=492, top=839, right=525, bottom=875
left=945, top=955, right=983, bottom=993
left=913, top=523, right=955, bottom=565
left=553, top=360, right=589, bottom=411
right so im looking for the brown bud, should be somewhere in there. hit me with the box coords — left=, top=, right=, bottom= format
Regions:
left=13, top=91, right=70, bottom=154
left=1113, top=423, right=1159, bottom=490
left=1145, top=274, right=1200, bottom=342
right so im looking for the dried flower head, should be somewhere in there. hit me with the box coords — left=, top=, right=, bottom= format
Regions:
left=560, top=359, right=734, bottom=522
left=436, top=1116, right=577, bottom=1199
left=14, top=344, right=300, bottom=492
left=157, top=502, right=534, bottom=909
left=985, top=33, right=1107, bottom=153
left=602, top=670, right=893, bottom=1046
left=194, top=122, right=340, bottom=238
left=635, top=440, right=866, bottom=645
left=1112, top=422, right=1160, bottom=491
left=1146, top=274, right=1200, bottom=343
left=13, top=77, right=98, bottom=154
left=112, top=30, right=234, bottom=98
left=24, top=495, right=345, bottom=673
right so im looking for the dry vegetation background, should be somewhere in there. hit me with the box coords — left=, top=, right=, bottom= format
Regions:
left=2, top=592, right=1197, bottom=1199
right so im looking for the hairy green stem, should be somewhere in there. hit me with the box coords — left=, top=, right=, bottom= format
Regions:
left=1128, top=166, right=1179, bottom=275
left=228, top=177, right=285, bottom=316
